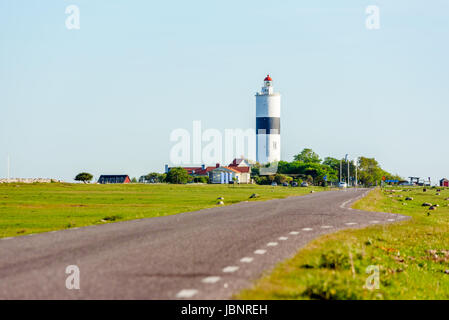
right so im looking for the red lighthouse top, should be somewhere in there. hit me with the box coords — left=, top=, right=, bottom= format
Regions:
left=264, top=75, right=272, bottom=81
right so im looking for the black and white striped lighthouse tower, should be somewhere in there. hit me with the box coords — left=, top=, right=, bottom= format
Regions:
left=255, top=75, right=281, bottom=164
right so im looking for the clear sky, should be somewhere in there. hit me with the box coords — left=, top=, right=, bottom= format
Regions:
left=1, top=0, right=448, bottom=183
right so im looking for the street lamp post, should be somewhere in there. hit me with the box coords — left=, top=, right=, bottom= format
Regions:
left=347, top=160, right=350, bottom=186
left=345, top=154, right=349, bottom=186
left=340, top=159, right=342, bottom=182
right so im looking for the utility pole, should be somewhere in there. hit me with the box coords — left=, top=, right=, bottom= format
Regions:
left=339, top=159, right=342, bottom=182
left=355, top=158, right=358, bottom=188
left=345, top=154, right=349, bottom=186
left=347, top=160, right=350, bottom=186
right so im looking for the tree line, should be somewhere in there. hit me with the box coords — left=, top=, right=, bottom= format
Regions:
left=252, top=148, right=402, bottom=186
left=74, top=148, right=401, bottom=186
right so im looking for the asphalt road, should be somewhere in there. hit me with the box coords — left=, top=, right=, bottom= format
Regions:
left=0, top=188, right=408, bottom=299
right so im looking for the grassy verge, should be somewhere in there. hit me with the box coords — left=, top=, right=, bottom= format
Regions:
left=0, top=183, right=325, bottom=238
left=237, top=187, right=449, bottom=300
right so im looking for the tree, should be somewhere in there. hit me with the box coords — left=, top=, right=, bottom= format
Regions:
left=166, top=167, right=191, bottom=184
left=274, top=174, right=293, bottom=184
left=193, top=176, right=209, bottom=183
left=75, top=172, right=93, bottom=184
left=131, top=177, right=137, bottom=183
left=276, top=160, right=337, bottom=185
left=254, top=175, right=270, bottom=185
left=357, top=157, right=384, bottom=186
left=322, top=157, right=340, bottom=171
left=250, top=166, right=260, bottom=177
left=145, top=172, right=165, bottom=183
left=251, top=149, right=398, bottom=187
left=293, top=148, right=322, bottom=163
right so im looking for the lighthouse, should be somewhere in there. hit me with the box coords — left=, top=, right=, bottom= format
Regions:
left=256, top=75, right=281, bottom=164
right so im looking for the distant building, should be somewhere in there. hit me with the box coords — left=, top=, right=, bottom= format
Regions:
left=139, top=176, right=148, bottom=183
left=227, top=158, right=252, bottom=184
left=440, top=178, right=449, bottom=187
left=165, top=164, right=217, bottom=177
left=208, top=166, right=241, bottom=184
left=98, top=175, right=131, bottom=184
left=0, top=178, right=59, bottom=184
left=165, top=158, right=252, bottom=184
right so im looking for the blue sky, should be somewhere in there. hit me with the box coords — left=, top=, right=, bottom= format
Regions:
left=1, top=0, right=448, bottom=182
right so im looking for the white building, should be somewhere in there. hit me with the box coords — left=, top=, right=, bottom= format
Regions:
left=256, top=75, right=281, bottom=164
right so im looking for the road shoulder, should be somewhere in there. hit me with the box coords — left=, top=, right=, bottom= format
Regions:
left=236, top=187, right=448, bottom=300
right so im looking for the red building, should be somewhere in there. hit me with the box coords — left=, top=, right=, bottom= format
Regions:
left=440, top=178, right=449, bottom=187
left=166, top=159, right=252, bottom=184
left=98, top=175, right=131, bottom=184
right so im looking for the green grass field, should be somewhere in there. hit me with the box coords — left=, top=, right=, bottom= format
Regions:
left=0, top=183, right=325, bottom=238
left=237, top=187, right=449, bottom=300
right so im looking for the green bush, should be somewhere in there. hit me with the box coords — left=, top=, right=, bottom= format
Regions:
left=166, top=167, right=190, bottom=184
left=274, top=174, right=293, bottom=184
left=102, top=215, right=123, bottom=221
left=254, top=176, right=270, bottom=185
left=318, top=250, right=350, bottom=270
left=194, top=176, right=209, bottom=183
left=302, top=278, right=364, bottom=300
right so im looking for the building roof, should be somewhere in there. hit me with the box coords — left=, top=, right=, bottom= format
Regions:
left=174, top=167, right=204, bottom=174
left=175, top=161, right=250, bottom=176
left=228, top=158, right=251, bottom=173
left=99, top=175, right=129, bottom=178
left=230, top=158, right=245, bottom=166
left=194, top=167, right=216, bottom=175
left=222, top=166, right=241, bottom=173
left=208, top=166, right=240, bottom=174
left=98, top=175, right=130, bottom=183
left=440, top=178, right=449, bottom=182
left=228, top=166, right=250, bottom=173
left=264, top=74, right=272, bottom=81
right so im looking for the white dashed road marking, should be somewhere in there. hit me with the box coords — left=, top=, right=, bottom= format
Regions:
left=278, top=237, right=288, bottom=241
left=240, top=257, right=254, bottom=263
left=222, top=266, right=239, bottom=273
left=289, top=231, right=299, bottom=235
left=254, top=249, right=266, bottom=255
left=370, top=220, right=379, bottom=224
left=267, top=242, right=278, bottom=247
left=1, top=237, right=13, bottom=240
left=302, top=228, right=313, bottom=231
left=345, top=222, right=357, bottom=226
left=202, top=276, right=221, bottom=284
left=340, top=200, right=351, bottom=208
left=387, top=219, right=395, bottom=222
left=176, top=289, right=198, bottom=298
left=321, top=225, right=332, bottom=229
